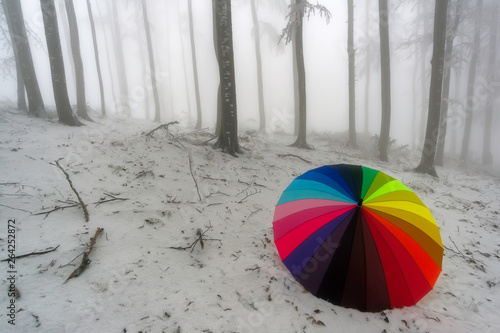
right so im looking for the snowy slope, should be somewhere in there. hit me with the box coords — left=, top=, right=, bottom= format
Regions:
left=1, top=105, right=499, bottom=333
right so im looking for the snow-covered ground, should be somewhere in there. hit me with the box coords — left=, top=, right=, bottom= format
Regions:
left=1, top=105, right=499, bottom=333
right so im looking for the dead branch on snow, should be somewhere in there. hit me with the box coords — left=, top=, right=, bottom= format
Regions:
left=65, top=227, right=104, bottom=283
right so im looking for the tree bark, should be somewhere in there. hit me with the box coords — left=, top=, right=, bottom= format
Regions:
left=141, top=0, right=161, bottom=123
left=40, top=0, right=82, bottom=126
left=213, top=0, right=241, bottom=156
left=415, top=0, right=449, bottom=177
left=188, top=0, right=202, bottom=129
left=291, top=0, right=312, bottom=149
left=378, top=0, right=391, bottom=161
left=435, top=0, right=462, bottom=166
left=364, top=1, right=370, bottom=136
left=482, top=4, right=497, bottom=165
left=251, top=0, right=266, bottom=132
left=348, top=0, right=357, bottom=148
left=86, top=0, right=106, bottom=117
left=65, top=0, right=92, bottom=121
left=460, top=0, right=482, bottom=164
left=2, top=0, right=45, bottom=116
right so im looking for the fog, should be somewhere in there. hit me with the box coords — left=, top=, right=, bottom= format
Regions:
left=1, top=0, right=499, bottom=166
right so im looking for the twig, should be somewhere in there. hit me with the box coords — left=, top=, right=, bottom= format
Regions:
left=237, top=189, right=261, bottom=203
left=187, top=150, right=203, bottom=202
left=236, top=180, right=255, bottom=196
left=277, top=153, right=312, bottom=164
left=34, top=194, right=128, bottom=217
left=1, top=245, right=60, bottom=261
left=134, top=170, right=154, bottom=179
left=65, top=227, right=104, bottom=283
left=169, top=223, right=221, bottom=253
left=51, top=159, right=89, bottom=222
left=146, top=121, right=179, bottom=137
left=0, top=203, right=32, bottom=213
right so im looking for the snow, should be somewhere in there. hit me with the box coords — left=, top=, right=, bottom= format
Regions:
left=1, top=105, right=499, bottom=333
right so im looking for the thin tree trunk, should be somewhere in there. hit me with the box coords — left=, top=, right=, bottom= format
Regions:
left=482, top=4, right=497, bottom=165
left=348, top=0, right=357, bottom=148
left=291, top=0, right=312, bottom=149
left=65, top=0, right=92, bottom=121
left=189, top=0, right=202, bottom=129
left=412, top=44, right=419, bottom=150
left=419, top=0, right=429, bottom=145
left=2, top=0, right=45, bottom=116
left=141, top=0, right=161, bottom=122
left=460, top=0, right=482, bottom=164
left=415, top=0, right=449, bottom=177
left=40, top=0, right=82, bottom=126
left=111, top=0, right=130, bottom=116
left=435, top=0, right=461, bottom=166
left=213, top=0, right=241, bottom=156
left=178, top=0, right=192, bottom=124
left=86, top=0, right=106, bottom=117
left=292, top=35, right=299, bottom=136
left=378, top=0, right=391, bottom=161
left=364, top=1, right=370, bottom=136
left=1, top=0, right=27, bottom=112
left=251, top=0, right=266, bottom=132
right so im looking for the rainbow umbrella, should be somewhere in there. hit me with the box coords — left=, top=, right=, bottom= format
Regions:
left=273, top=164, right=443, bottom=312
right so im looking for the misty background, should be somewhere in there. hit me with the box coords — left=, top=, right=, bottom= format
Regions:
left=1, top=0, right=499, bottom=167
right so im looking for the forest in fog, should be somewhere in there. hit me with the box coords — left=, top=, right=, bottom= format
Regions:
left=0, top=0, right=499, bottom=172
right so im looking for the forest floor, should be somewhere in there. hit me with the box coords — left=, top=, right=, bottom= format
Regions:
left=1, top=105, right=499, bottom=333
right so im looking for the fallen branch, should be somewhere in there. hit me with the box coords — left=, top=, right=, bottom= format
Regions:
left=237, top=188, right=261, bottom=203
left=277, top=153, right=312, bottom=164
left=51, top=159, right=89, bottom=222
left=146, top=121, right=179, bottom=138
left=1, top=245, right=60, bottom=261
left=0, top=203, right=32, bottom=213
left=35, top=194, right=128, bottom=218
left=65, top=227, right=104, bottom=283
left=169, top=223, right=221, bottom=253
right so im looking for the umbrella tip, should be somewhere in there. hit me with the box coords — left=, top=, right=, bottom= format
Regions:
left=357, top=199, right=363, bottom=207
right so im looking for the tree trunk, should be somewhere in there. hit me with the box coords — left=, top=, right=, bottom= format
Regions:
left=291, top=0, right=312, bottom=149
left=415, top=0, right=449, bottom=177
left=412, top=43, right=419, bottom=150
left=460, top=0, right=482, bottom=164
left=86, top=0, right=106, bottom=117
left=1, top=0, right=27, bottom=112
left=141, top=0, right=161, bottom=123
left=482, top=5, right=497, bottom=165
left=65, top=0, right=92, bottom=121
left=212, top=0, right=222, bottom=137
left=364, top=1, right=370, bottom=135
left=2, top=0, right=45, bottom=116
left=188, top=0, right=202, bottom=129
left=435, top=0, right=462, bottom=166
left=348, top=0, right=357, bottom=148
left=111, top=0, right=130, bottom=116
left=213, top=0, right=241, bottom=156
left=251, top=0, right=266, bottom=132
left=292, top=35, right=299, bottom=136
left=378, top=0, right=391, bottom=161
left=40, top=0, right=82, bottom=126
left=419, top=0, right=429, bottom=145
left=178, top=1, right=192, bottom=124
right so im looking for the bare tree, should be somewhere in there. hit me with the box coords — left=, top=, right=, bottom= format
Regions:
left=415, top=0, right=449, bottom=177
left=347, top=0, right=357, bottom=148
left=378, top=0, right=391, bottom=161
left=281, top=0, right=331, bottom=149
left=250, top=0, right=266, bottom=132
left=141, top=0, right=161, bottom=122
left=40, top=0, right=82, bottom=126
left=2, top=0, right=44, bottom=116
left=482, top=3, right=498, bottom=165
left=213, top=0, right=242, bottom=156
left=65, top=0, right=92, bottom=121
left=460, top=0, right=482, bottom=164
left=435, top=0, right=462, bottom=166
left=86, top=0, right=106, bottom=117
left=188, top=0, right=202, bottom=129
left=111, top=0, right=130, bottom=115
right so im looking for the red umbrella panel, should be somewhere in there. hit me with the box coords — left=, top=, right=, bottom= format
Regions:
left=273, top=164, right=443, bottom=312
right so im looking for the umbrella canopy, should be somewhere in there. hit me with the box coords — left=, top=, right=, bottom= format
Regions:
left=273, top=164, right=443, bottom=312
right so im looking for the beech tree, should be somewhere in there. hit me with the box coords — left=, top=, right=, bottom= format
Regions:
left=378, top=0, right=391, bottom=161
left=40, top=0, right=82, bottom=126
left=348, top=0, right=357, bottom=148
left=415, top=0, right=449, bottom=176
left=2, top=0, right=45, bottom=116
left=65, top=0, right=92, bottom=121
left=188, top=0, right=202, bottom=129
left=212, top=0, right=242, bottom=156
